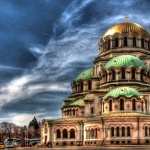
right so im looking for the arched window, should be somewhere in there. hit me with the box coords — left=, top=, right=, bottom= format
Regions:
left=124, top=37, right=127, bottom=47
left=116, top=127, right=120, bottom=137
left=121, top=68, right=126, bottom=80
left=107, top=39, right=110, bottom=50
left=105, top=72, right=107, bottom=82
left=91, top=129, right=95, bottom=139
left=112, top=69, right=116, bottom=80
left=109, top=100, right=112, bottom=111
left=88, top=80, right=92, bottom=90
left=70, top=129, right=75, bottom=139
left=80, top=81, right=83, bottom=92
left=56, top=129, right=61, bottom=138
left=115, top=38, right=119, bottom=47
left=127, top=127, right=131, bottom=137
left=141, top=38, right=144, bottom=48
left=120, top=99, right=124, bottom=111
left=44, top=136, right=47, bottom=144
left=131, top=68, right=136, bottom=80
left=122, top=127, right=125, bottom=137
left=75, top=84, right=78, bottom=92
left=132, top=99, right=136, bottom=111
left=73, top=109, right=75, bottom=116
left=140, top=69, right=144, bottom=82
left=145, top=126, right=148, bottom=136
left=141, top=101, right=144, bottom=112
left=63, top=129, right=68, bottom=138
left=145, top=100, right=147, bottom=112
left=111, top=127, right=114, bottom=137
left=90, top=107, right=94, bottom=115
left=95, top=128, right=98, bottom=139
left=148, top=41, right=150, bottom=49
left=133, top=37, right=136, bottom=47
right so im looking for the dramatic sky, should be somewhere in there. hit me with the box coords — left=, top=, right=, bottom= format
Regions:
left=0, top=0, right=150, bottom=126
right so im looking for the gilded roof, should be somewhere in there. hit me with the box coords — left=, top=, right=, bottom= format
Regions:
left=75, top=68, right=92, bottom=81
left=104, top=86, right=140, bottom=100
left=103, top=22, right=149, bottom=38
left=105, top=55, right=145, bottom=69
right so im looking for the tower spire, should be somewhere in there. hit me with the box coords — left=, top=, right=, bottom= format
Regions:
left=124, top=16, right=129, bottom=22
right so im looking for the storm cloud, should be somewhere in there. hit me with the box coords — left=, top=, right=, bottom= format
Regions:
left=0, top=0, right=150, bottom=125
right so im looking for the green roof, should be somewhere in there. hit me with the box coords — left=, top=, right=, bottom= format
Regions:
left=105, top=55, right=145, bottom=69
left=75, top=68, right=93, bottom=81
left=69, top=98, right=85, bottom=107
left=64, top=97, right=85, bottom=107
left=104, top=86, right=140, bottom=100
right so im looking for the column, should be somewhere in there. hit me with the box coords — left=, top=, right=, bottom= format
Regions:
left=126, top=68, right=131, bottom=80
left=107, top=128, right=111, bottom=141
left=83, top=81, right=88, bottom=91
left=110, top=39, right=113, bottom=49
left=107, top=71, right=110, bottom=82
left=119, top=127, right=121, bottom=137
left=136, top=68, right=141, bottom=81
left=119, top=37, right=122, bottom=47
left=128, top=37, right=132, bottom=47
left=125, top=127, right=127, bottom=137
left=116, top=69, right=120, bottom=81
left=137, top=38, right=141, bottom=48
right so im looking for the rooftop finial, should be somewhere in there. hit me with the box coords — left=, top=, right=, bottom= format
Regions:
left=124, top=16, right=129, bottom=22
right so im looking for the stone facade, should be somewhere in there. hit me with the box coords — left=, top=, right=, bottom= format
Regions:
left=41, top=21, right=150, bottom=147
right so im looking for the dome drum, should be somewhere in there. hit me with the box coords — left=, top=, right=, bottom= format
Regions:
left=96, top=55, right=150, bottom=87
left=102, top=87, right=146, bottom=114
left=99, top=67, right=150, bottom=88
left=99, top=22, right=150, bottom=53
left=103, top=96, right=146, bottom=114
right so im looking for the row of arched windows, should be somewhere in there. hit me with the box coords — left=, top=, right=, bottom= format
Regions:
left=73, top=80, right=92, bottom=93
left=111, top=127, right=131, bottom=137
left=102, top=68, right=146, bottom=83
left=86, top=128, right=98, bottom=139
left=108, top=99, right=144, bottom=112
left=103, top=37, right=150, bottom=51
left=63, top=109, right=77, bottom=117
left=145, top=126, right=150, bottom=137
left=56, top=129, right=75, bottom=139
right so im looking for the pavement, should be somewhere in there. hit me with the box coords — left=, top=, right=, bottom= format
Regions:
left=11, top=145, right=150, bottom=150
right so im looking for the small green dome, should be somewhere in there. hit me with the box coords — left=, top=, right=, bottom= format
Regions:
left=104, top=86, right=140, bottom=100
left=75, top=68, right=92, bottom=81
left=105, top=55, right=145, bottom=69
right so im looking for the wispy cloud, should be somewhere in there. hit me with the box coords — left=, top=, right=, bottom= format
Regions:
left=0, top=0, right=150, bottom=125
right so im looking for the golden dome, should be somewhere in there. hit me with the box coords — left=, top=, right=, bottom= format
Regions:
left=103, top=22, right=149, bottom=38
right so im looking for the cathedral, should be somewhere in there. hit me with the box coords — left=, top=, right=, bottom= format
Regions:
left=41, top=20, right=150, bottom=147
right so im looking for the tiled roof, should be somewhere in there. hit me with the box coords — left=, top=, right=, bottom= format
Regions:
left=104, top=86, right=140, bottom=100
left=105, top=55, right=145, bottom=69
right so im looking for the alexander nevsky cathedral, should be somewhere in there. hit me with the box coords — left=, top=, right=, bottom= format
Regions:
left=41, top=20, right=150, bottom=147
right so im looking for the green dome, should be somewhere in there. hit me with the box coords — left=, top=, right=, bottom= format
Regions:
left=104, top=86, right=140, bottom=100
left=105, top=55, right=145, bottom=69
left=75, top=68, right=92, bottom=81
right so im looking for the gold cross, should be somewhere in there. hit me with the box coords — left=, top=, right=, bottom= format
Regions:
left=125, top=16, right=129, bottom=22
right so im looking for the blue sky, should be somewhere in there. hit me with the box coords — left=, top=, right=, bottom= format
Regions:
left=0, top=0, right=150, bottom=125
